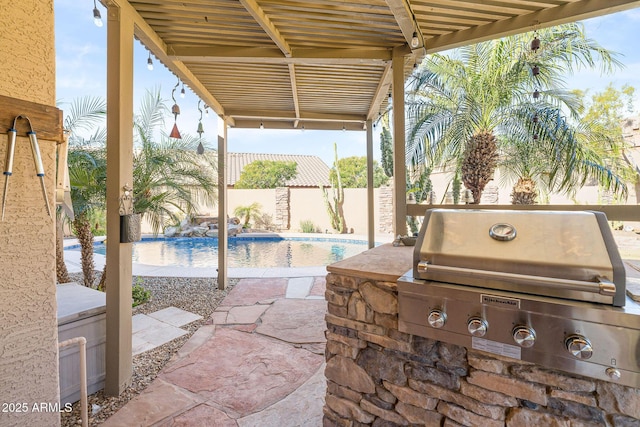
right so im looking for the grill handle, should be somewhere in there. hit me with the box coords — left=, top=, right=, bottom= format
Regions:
left=417, top=262, right=616, bottom=296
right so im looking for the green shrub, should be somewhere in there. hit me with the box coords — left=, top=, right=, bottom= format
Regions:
left=132, top=280, right=151, bottom=307
left=300, top=220, right=317, bottom=233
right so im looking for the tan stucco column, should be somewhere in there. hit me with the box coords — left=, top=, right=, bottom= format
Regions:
left=366, top=119, right=375, bottom=248
left=217, top=117, right=228, bottom=289
left=105, top=3, right=134, bottom=396
left=392, top=50, right=407, bottom=237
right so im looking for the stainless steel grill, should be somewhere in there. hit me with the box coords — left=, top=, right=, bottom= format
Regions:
left=398, top=209, right=640, bottom=387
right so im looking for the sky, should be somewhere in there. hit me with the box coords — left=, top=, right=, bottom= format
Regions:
left=54, top=1, right=640, bottom=166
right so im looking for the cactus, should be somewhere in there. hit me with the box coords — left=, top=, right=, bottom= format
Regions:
left=321, top=143, right=347, bottom=233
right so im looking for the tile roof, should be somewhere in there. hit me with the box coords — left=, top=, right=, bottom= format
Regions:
left=227, top=152, right=330, bottom=188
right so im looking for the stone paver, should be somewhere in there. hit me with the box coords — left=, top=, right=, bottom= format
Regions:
left=104, top=276, right=330, bottom=426
left=102, top=379, right=201, bottom=427
left=222, top=278, right=288, bottom=306
left=148, top=306, right=202, bottom=327
left=256, top=299, right=327, bottom=344
left=225, top=305, right=269, bottom=324
left=237, top=363, right=326, bottom=427
left=309, top=277, right=326, bottom=297
left=132, top=315, right=189, bottom=356
left=285, top=277, right=314, bottom=298
left=160, top=328, right=323, bottom=416
left=169, top=403, right=237, bottom=427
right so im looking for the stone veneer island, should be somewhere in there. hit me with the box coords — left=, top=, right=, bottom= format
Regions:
left=323, top=244, right=640, bottom=426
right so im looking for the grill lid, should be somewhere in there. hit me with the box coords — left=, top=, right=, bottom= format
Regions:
left=413, top=209, right=626, bottom=306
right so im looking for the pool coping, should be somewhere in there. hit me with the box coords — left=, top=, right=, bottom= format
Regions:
left=63, top=232, right=393, bottom=279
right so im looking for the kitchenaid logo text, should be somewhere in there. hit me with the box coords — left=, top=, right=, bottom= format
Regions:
left=481, top=294, right=520, bottom=308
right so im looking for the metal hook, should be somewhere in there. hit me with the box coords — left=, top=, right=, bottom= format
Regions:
left=2, top=115, right=52, bottom=220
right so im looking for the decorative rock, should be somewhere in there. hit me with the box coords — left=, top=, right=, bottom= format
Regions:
left=467, top=370, right=548, bottom=406
left=510, top=365, right=595, bottom=392
left=358, top=331, right=412, bottom=353
left=164, top=226, right=178, bottom=237
left=360, top=399, right=408, bottom=426
left=326, top=331, right=367, bottom=350
left=468, top=351, right=508, bottom=375
left=192, top=226, right=208, bottom=237
left=326, top=395, right=375, bottom=424
left=359, top=282, right=397, bottom=315
left=412, top=335, right=438, bottom=362
left=396, top=402, right=442, bottom=425
left=326, top=289, right=350, bottom=306
left=325, top=355, right=376, bottom=394
left=460, top=381, right=518, bottom=407
left=547, top=397, right=605, bottom=424
left=373, top=312, right=397, bottom=330
left=325, top=313, right=386, bottom=336
left=205, top=230, right=218, bottom=237
left=179, top=230, right=193, bottom=237
left=437, top=401, right=503, bottom=427
left=383, top=381, right=437, bottom=410
left=549, top=389, right=597, bottom=407
left=356, top=347, right=407, bottom=385
left=506, top=408, right=570, bottom=427
left=323, top=407, right=352, bottom=427
left=608, top=414, right=640, bottom=427
left=406, top=363, right=460, bottom=390
left=437, top=342, right=468, bottom=376
left=597, top=382, right=640, bottom=420
left=348, top=292, right=374, bottom=323
left=328, top=381, right=363, bottom=404
left=327, top=340, right=360, bottom=359
left=375, top=385, right=396, bottom=404
left=409, top=379, right=505, bottom=420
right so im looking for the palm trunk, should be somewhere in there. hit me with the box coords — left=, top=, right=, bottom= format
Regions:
left=55, top=210, right=71, bottom=284
left=461, top=131, right=499, bottom=204
left=511, top=177, right=538, bottom=205
left=73, top=212, right=95, bottom=287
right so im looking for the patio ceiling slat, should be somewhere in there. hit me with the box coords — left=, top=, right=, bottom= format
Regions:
left=122, top=0, right=640, bottom=130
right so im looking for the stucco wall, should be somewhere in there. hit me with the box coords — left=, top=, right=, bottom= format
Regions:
left=176, top=187, right=383, bottom=235
left=0, top=1, right=59, bottom=426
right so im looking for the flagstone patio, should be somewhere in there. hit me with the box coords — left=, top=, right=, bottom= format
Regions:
left=102, top=276, right=327, bottom=426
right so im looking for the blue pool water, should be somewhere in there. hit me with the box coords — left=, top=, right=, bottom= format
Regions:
left=88, top=237, right=371, bottom=268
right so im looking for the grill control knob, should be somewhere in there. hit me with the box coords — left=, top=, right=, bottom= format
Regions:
left=565, top=335, right=593, bottom=360
left=513, top=326, right=536, bottom=348
left=427, top=310, right=447, bottom=329
left=467, top=317, right=488, bottom=337
left=606, top=367, right=621, bottom=380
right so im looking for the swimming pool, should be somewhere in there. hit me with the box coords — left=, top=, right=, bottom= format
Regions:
left=88, top=236, right=371, bottom=268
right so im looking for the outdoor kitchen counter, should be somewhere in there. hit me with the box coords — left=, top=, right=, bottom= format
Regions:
left=323, top=244, right=640, bottom=426
left=326, top=243, right=413, bottom=282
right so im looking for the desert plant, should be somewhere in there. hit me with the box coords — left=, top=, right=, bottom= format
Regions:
left=233, top=202, right=263, bottom=228
left=300, top=220, right=318, bottom=233
left=321, top=143, right=347, bottom=233
left=254, top=213, right=276, bottom=231
left=132, top=278, right=151, bottom=307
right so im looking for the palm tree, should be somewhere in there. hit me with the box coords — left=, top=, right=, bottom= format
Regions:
left=61, top=97, right=107, bottom=287
left=406, top=22, right=626, bottom=204
left=234, top=202, right=262, bottom=228
left=132, top=88, right=218, bottom=234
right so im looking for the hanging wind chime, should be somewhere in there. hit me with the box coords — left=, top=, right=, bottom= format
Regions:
left=531, top=29, right=541, bottom=141
left=196, top=100, right=205, bottom=155
left=170, top=79, right=182, bottom=139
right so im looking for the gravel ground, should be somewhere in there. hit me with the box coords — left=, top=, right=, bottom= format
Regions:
left=60, top=274, right=236, bottom=427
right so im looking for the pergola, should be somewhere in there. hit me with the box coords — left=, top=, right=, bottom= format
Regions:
left=100, top=0, right=640, bottom=396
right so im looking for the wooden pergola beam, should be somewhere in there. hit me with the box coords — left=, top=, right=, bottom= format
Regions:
left=226, top=109, right=367, bottom=122
left=169, top=45, right=393, bottom=65
left=105, top=0, right=225, bottom=117
left=238, top=0, right=292, bottom=57
left=424, top=0, right=640, bottom=53
left=386, top=0, right=423, bottom=49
